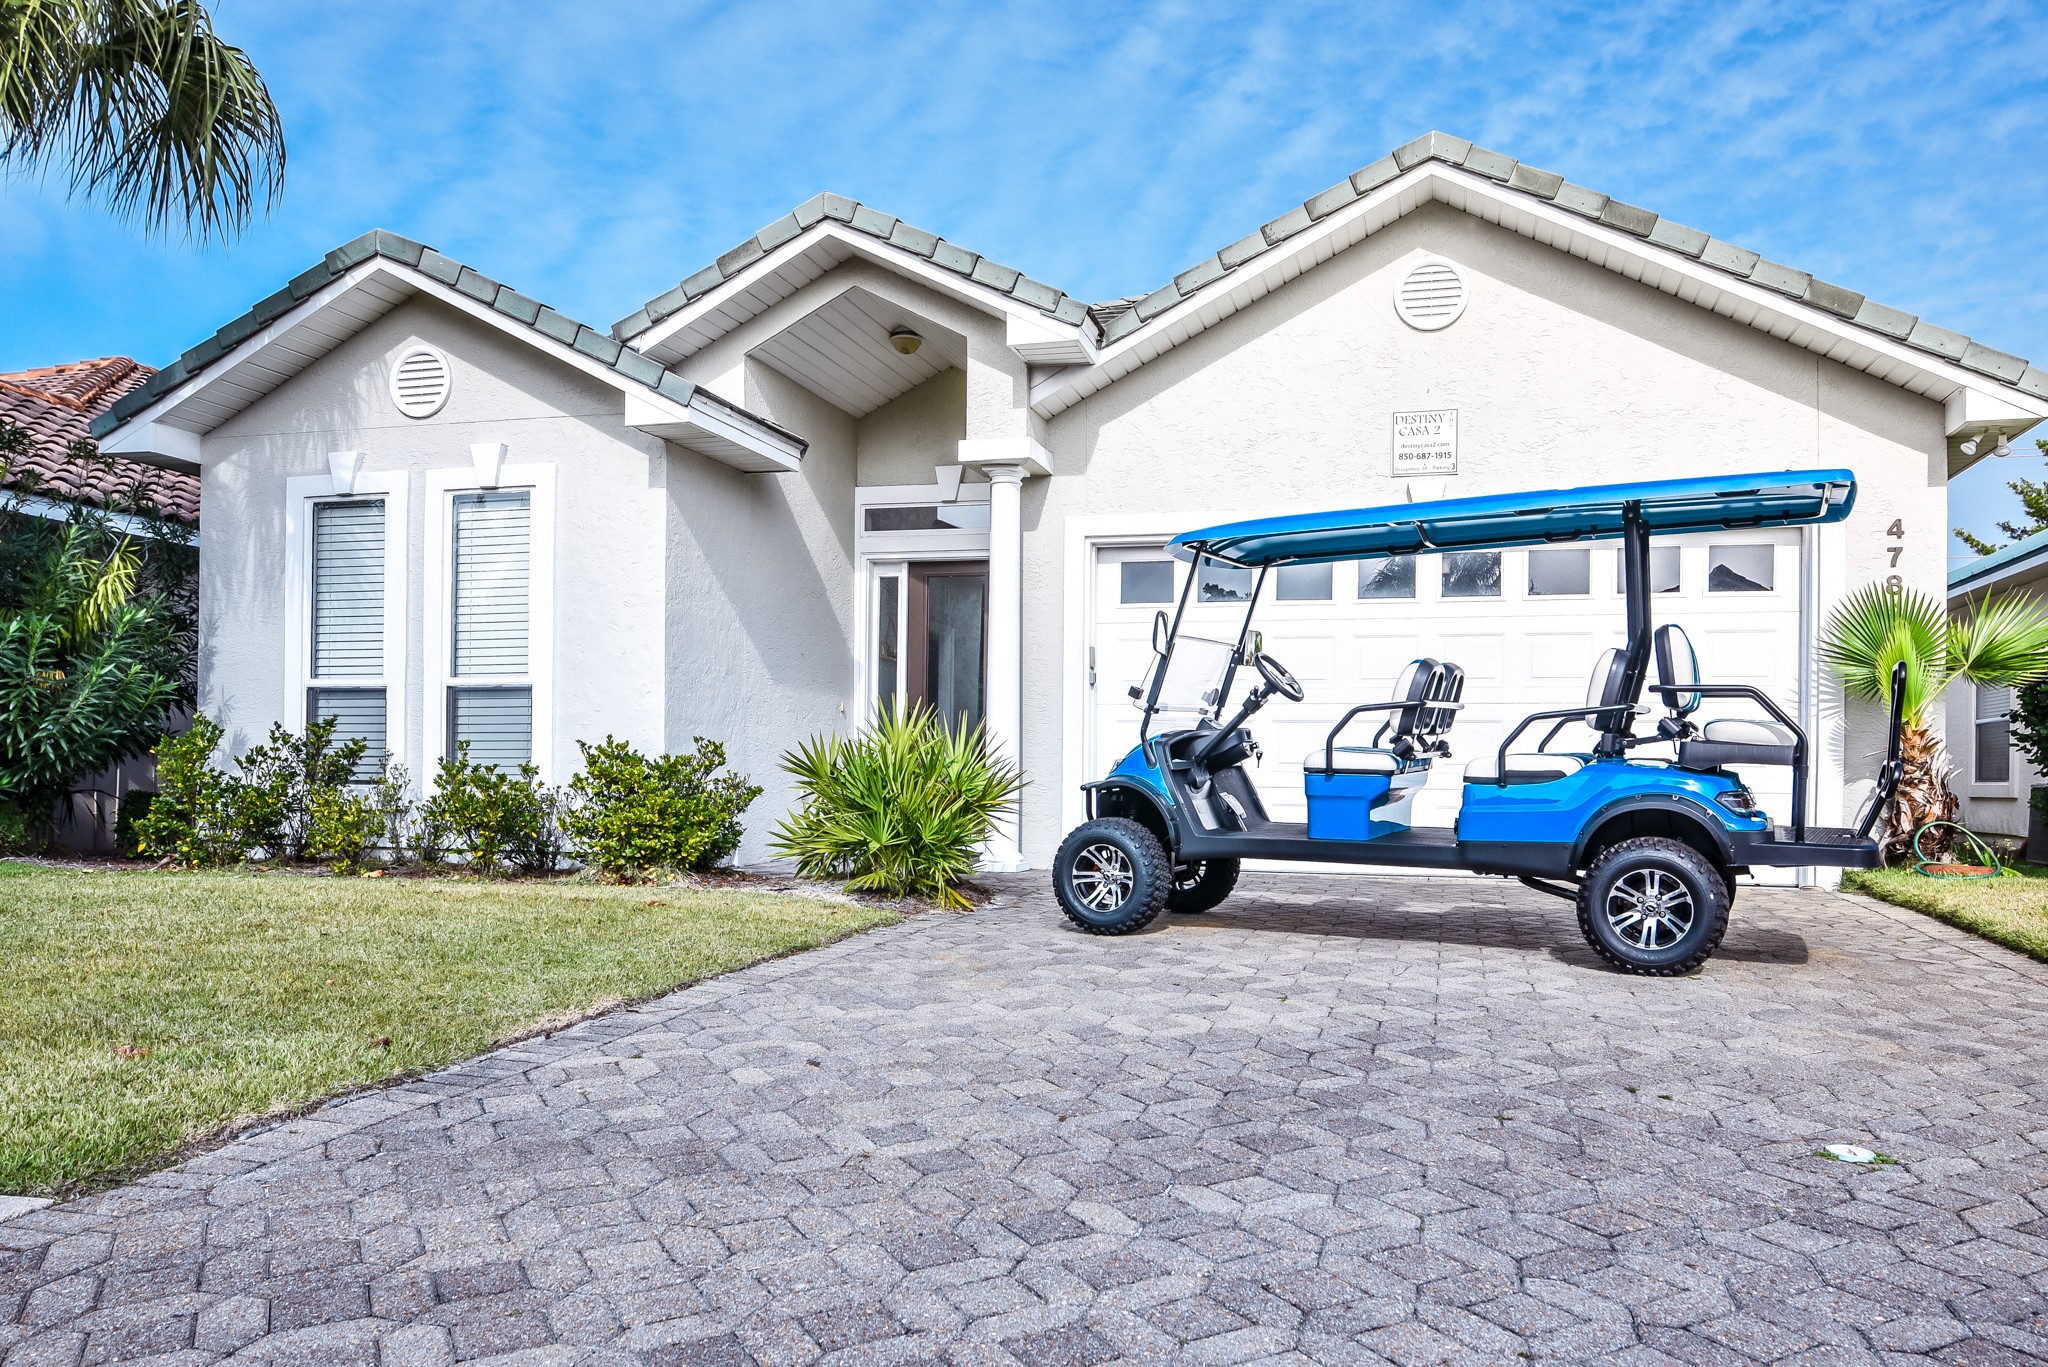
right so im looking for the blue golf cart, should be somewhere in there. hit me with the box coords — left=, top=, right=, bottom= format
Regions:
left=1052, top=469, right=1908, bottom=974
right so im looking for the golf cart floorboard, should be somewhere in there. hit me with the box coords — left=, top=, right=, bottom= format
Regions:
left=1732, top=825, right=1882, bottom=868
left=1180, top=823, right=1469, bottom=869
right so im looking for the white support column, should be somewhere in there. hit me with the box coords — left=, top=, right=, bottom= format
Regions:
left=982, top=462, right=1027, bottom=871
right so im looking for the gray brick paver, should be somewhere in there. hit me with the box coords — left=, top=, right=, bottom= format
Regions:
left=6, top=878, right=2047, bottom=1363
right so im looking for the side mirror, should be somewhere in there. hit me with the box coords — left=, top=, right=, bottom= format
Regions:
left=1240, top=630, right=1263, bottom=664
left=1151, top=610, right=1171, bottom=657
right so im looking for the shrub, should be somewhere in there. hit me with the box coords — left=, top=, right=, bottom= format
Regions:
left=566, top=736, right=761, bottom=880
left=421, top=745, right=568, bottom=876
left=309, top=787, right=383, bottom=874
left=772, top=702, right=1022, bottom=910
left=130, top=715, right=238, bottom=865
left=0, top=800, right=42, bottom=855
left=228, top=717, right=366, bottom=860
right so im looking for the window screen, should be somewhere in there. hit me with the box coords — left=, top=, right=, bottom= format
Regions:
left=450, top=687, right=533, bottom=771
left=452, top=491, right=530, bottom=676
left=1120, top=561, right=1174, bottom=604
left=1976, top=683, right=2013, bottom=784
left=1528, top=549, right=1590, bottom=596
left=1358, top=556, right=1416, bottom=599
left=311, top=500, right=384, bottom=678
left=1442, top=551, right=1502, bottom=598
left=308, top=687, right=387, bottom=782
left=1275, top=563, right=1332, bottom=601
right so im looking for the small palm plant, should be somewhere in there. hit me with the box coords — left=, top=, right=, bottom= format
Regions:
left=1819, top=583, right=2048, bottom=860
left=773, top=701, right=1023, bottom=910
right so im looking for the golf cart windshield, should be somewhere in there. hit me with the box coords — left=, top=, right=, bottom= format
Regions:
left=1152, top=634, right=1238, bottom=716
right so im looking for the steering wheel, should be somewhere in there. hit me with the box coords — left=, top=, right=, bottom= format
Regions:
left=1254, top=651, right=1305, bottom=702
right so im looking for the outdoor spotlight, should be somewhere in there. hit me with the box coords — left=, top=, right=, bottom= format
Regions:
left=888, top=327, right=923, bottom=356
left=1959, top=435, right=1982, bottom=457
left=1994, top=434, right=2012, bottom=458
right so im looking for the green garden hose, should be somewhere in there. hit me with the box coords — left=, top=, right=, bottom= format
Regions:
left=1911, top=821, right=2013, bottom=878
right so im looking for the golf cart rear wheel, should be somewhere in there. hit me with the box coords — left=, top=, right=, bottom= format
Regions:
left=1576, top=837, right=1730, bottom=976
left=1169, top=858, right=1240, bottom=914
left=1053, top=818, right=1171, bottom=935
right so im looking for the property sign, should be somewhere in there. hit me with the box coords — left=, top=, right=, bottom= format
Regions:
left=1391, top=408, right=1458, bottom=476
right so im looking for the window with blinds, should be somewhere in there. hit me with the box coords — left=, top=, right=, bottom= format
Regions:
left=309, top=500, right=386, bottom=781
left=1976, top=683, right=2013, bottom=784
left=449, top=490, right=532, bottom=768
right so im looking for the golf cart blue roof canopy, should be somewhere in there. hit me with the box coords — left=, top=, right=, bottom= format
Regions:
left=1168, top=468, right=1857, bottom=567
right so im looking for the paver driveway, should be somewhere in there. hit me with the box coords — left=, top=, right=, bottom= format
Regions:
left=4, top=875, right=2047, bottom=1366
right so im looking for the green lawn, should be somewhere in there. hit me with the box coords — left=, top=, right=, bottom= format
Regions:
left=0, top=864, right=897, bottom=1196
left=1843, top=861, right=2048, bottom=963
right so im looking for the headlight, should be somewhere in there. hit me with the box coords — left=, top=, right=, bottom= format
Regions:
left=1714, top=787, right=1756, bottom=815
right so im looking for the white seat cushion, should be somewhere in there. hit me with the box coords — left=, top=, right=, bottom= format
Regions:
left=1700, top=719, right=1795, bottom=746
left=1463, top=751, right=1586, bottom=783
left=1304, top=747, right=1404, bottom=775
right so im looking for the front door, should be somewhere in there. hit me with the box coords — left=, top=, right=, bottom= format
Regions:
left=889, top=563, right=987, bottom=731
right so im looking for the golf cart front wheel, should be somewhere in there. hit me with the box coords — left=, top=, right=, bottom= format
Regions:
left=1576, top=837, right=1730, bottom=976
left=1169, top=858, right=1240, bottom=913
left=1053, top=818, right=1171, bottom=935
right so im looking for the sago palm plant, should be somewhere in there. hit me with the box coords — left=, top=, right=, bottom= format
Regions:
left=1819, top=583, right=2048, bottom=860
left=772, top=702, right=1024, bottom=910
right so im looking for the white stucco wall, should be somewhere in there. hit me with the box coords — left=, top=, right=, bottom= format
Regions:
left=197, top=293, right=858, bottom=863
left=1018, top=204, right=1947, bottom=862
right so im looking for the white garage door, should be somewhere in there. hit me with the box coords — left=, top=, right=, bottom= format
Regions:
left=1088, top=532, right=1806, bottom=868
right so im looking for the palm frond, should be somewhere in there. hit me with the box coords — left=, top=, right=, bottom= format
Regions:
left=1818, top=584, right=1949, bottom=720
left=2, top=0, right=284, bottom=241
left=1947, top=594, right=2048, bottom=688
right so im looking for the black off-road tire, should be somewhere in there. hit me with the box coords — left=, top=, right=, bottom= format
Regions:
left=1053, top=817, right=1171, bottom=935
left=1168, top=858, right=1240, bottom=914
left=1576, top=836, right=1731, bottom=976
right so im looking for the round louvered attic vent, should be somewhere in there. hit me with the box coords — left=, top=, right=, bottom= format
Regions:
left=1393, top=259, right=1468, bottom=331
left=389, top=345, right=451, bottom=418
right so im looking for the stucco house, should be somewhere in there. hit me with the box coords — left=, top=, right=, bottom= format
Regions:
left=91, top=131, right=2048, bottom=872
left=1948, top=528, right=2048, bottom=850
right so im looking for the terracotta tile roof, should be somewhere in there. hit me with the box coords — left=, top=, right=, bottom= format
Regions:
left=0, top=358, right=198, bottom=522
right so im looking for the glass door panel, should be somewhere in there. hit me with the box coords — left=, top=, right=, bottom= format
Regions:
left=906, top=564, right=987, bottom=733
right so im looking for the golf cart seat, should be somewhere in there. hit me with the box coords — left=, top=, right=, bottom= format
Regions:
left=1465, top=646, right=1634, bottom=784
left=1305, top=658, right=1457, bottom=775
left=1654, top=625, right=1798, bottom=767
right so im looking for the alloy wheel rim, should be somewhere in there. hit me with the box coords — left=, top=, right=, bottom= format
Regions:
left=1073, top=843, right=1135, bottom=912
left=1174, top=862, right=1206, bottom=892
left=1604, top=868, right=1696, bottom=951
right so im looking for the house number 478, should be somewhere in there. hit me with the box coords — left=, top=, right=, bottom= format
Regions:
left=1884, top=518, right=1903, bottom=593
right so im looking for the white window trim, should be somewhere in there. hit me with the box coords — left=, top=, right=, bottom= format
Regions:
left=424, top=463, right=556, bottom=780
left=284, top=471, right=409, bottom=778
left=1968, top=682, right=2017, bottom=797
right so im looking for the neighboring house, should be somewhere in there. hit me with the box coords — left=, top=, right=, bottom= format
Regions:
left=1947, top=528, right=2048, bottom=844
left=93, top=131, right=2048, bottom=873
left=1, top=356, right=199, bottom=852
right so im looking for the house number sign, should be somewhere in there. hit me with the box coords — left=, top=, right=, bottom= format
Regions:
left=1391, top=408, right=1458, bottom=476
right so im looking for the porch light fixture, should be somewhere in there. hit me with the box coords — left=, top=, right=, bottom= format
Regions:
left=888, top=327, right=923, bottom=356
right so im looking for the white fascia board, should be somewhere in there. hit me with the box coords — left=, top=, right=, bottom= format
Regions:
left=99, top=261, right=801, bottom=474
left=1007, top=310, right=1095, bottom=366
left=96, top=418, right=202, bottom=470
left=1028, top=164, right=2048, bottom=423
left=635, top=222, right=1088, bottom=366
left=623, top=389, right=804, bottom=473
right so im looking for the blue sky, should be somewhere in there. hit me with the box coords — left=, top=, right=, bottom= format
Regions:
left=4, top=0, right=2045, bottom=558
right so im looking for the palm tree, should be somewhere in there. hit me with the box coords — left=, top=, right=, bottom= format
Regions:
left=1, top=0, right=284, bottom=240
left=1820, top=583, right=2048, bottom=861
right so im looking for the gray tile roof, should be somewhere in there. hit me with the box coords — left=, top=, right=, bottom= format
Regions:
left=92, top=231, right=802, bottom=450
left=618, top=132, right=2043, bottom=403
left=611, top=193, right=1094, bottom=340
left=1091, top=131, right=2048, bottom=398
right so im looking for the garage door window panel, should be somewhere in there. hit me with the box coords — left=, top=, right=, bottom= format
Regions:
left=1528, top=549, right=1590, bottom=597
left=1276, top=563, right=1332, bottom=601
left=1707, top=544, right=1774, bottom=592
left=1617, top=547, right=1681, bottom=594
left=1120, top=560, right=1175, bottom=604
left=1442, top=551, right=1502, bottom=598
left=1358, top=555, right=1416, bottom=599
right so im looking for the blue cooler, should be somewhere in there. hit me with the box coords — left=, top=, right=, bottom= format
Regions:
left=1305, top=763, right=1426, bottom=840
